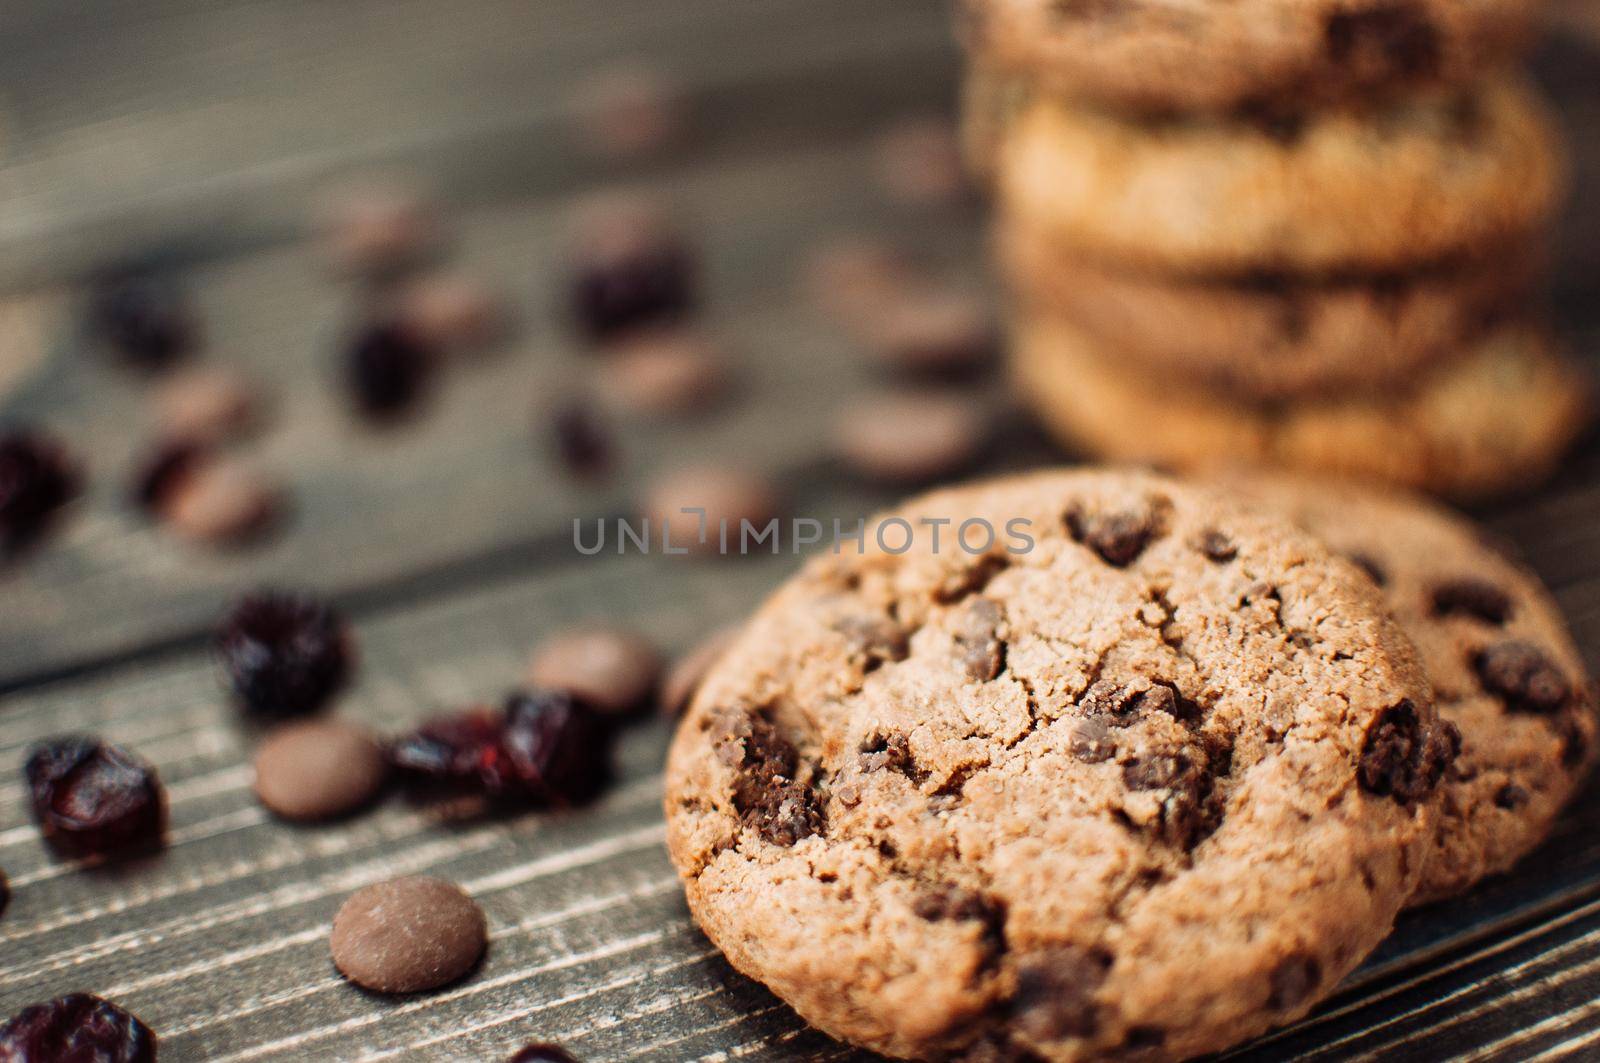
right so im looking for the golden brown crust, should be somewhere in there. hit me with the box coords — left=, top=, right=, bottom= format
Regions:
left=998, top=77, right=1565, bottom=275
left=1012, top=314, right=1592, bottom=500
left=998, top=221, right=1539, bottom=399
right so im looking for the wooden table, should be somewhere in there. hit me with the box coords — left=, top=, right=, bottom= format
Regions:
left=2, top=4, right=1599, bottom=1059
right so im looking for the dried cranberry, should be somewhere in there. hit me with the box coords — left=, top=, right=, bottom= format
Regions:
left=345, top=322, right=435, bottom=420
left=507, top=1045, right=580, bottom=1063
left=24, top=737, right=166, bottom=859
left=89, top=272, right=195, bottom=371
left=389, top=706, right=518, bottom=795
left=129, top=438, right=205, bottom=514
left=215, top=591, right=352, bottom=719
left=503, top=689, right=610, bottom=805
left=571, top=240, right=694, bottom=341
left=0, top=431, right=80, bottom=554
left=0, top=993, right=155, bottom=1062
left=551, top=400, right=613, bottom=478
left=390, top=691, right=610, bottom=806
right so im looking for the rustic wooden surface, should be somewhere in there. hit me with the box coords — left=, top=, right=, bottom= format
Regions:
left=3, top=3, right=1600, bottom=1060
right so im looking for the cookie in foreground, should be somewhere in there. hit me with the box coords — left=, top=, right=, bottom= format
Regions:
left=666, top=468, right=1454, bottom=1060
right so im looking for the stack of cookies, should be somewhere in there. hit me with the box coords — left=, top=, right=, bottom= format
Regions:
left=665, top=468, right=1597, bottom=1061
left=958, top=0, right=1591, bottom=499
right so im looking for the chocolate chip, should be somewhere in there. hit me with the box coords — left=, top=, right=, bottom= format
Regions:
left=863, top=287, right=995, bottom=378
left=157, top=366, right=265, bottom=445
left=1347, top=552, right=1388, bottom=587
left=0, top=430, right=81, bottom=554
left=1431, top=579, right=1512, bottom=625
left=835, top=392, right=987, bottom=485
left=912, top=885, right=1006, bottom=964
left=1070, top=718, right=1116, bottom=763
left=526, top=626, right=661, bottom=716
left=253, top=720, right=389, bottom=822
left=1268, top=954, right=1322, bottom=1010
left=1011, top=946, right=1112, bottom=1042
left=1122, top=751, right=1215, bottom=847
left=1081, top=679, right=1199, bottom=725
left=571, top=63, right=686, bottom=162
left=130, top=439, right=203, bottom=515
left=859, top=732, right=920, bottom=777
left=1066, top=506, right=1157, bottom=567
left=165, top=458, right=283, bottom=546
left=1475, top=641, right=1571, bottom=714
left=1196, top=529, right=1237, bottom=562
left=934, top=554, right=1009, bottom=605
left=1555, top=711, right=1591, bottom=769
left=641, top=466, right=780, bottom=556
left=596, top=331, right=728, bottom=417
left=659, top=626, right=738, bottom=718
left=398, top=274, right=506, bottom=352
left=711, top=710, right=824, bottom=846
left=318, top=183, right=439, bottom=276
left=834, top=615, right=911, bottom=672
left=1324, top=4, right=1441, bottom=81
left=1125, top=1027, right=1166, bottom=1049
left=955, top=598, right=1006, bottom=681
left=874, top=116, right=967, bottom=208
left=330, top=876, right=486, bottom=993
left=1358, top=702, right=1459, bottom=803
left=1494, top=782, right=1531, bottom=810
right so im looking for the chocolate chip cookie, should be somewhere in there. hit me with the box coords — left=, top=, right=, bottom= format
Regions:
left=961, top=0, right=1541, bottom=113
left=666, top=469, right=1452, bottom=1060
left=960, top=61, right=1030, bottom=186
left=1012, top=314, right=1592, bottom=500
left=1225, top=474, right=1596, bottom=905
left=999, top=221, right=1538, bottom=399
left=999, top=77, right=1563, bottom=275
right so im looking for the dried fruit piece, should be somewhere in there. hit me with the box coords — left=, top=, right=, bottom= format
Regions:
left=0, top=993, right=156, bottom=1062
left=0, top=430, right=80, bottom=554
left=345, top=322, right=436, bottom=421
left=389, top=690, right=611, bottom=806
left=567, top=197, right=695, bottom=341
left=215, top=591, right=353, bottom=719
left=24, top=737, right=166, bottom=858
left=89, top=272, right=196, bottom=371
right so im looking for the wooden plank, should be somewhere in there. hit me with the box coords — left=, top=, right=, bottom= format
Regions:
left=0, top=0, right=955, bottom=285
left=0, top=127, right=1002, bottom=686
